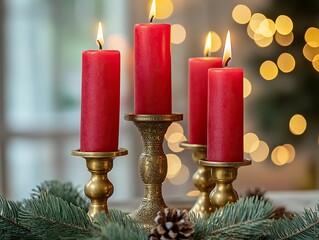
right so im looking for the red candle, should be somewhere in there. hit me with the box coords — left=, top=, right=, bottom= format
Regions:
left=188, top=32, right=222, bottom=145
left=134, top=0, right=171, bottom=114
left=207, top=31, right=243, bottom=162
left=80, top=22, right=120, bottom=152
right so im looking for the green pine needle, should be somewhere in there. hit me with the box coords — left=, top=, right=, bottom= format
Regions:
left=263, top=203, right=319, bottom=240
left=192, top=196, right=275, bottom=240
left=19, top=193, right=93, bottom=239
left=31, top=180, right=89, bottom=212
left=0, top=195, right=40, bottom=240
left=91, top=210, right=149, bottom=240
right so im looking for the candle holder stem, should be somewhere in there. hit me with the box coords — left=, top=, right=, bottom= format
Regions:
left=180, top=142, right=215, bottom=216
left=125, top=113, right=183, bottom=229
left=72, top=149, right=128, bottom=219
left=199, top=159, right=251, bottom=209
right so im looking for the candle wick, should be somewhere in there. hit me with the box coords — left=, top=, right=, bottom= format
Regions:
left=224, top=57, right=231, bottom=67
left=97, top=40, right=103, bottom=50
left=205, top=52, right=211, bottom=57
left=150, top=15, right=154, bottom=23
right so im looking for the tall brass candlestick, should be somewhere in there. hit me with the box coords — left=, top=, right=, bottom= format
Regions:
left=72, top=148, right=128, bottom=219
left=125, top=113, right=183, bottom=229
left=179, top=141, right=215, bottom=216
left=199, top=159, right=251, bottom=209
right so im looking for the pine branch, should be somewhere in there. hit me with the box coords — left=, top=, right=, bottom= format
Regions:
left=263, top=204, right=319, bottom=240
left=191, top=197, right=275, bottom=240
left=0, top=195, right=41, bottom=240
left=19, top=193, right=93, bottom=239
left=32, top=180, right=89, bottom=212
left=91, top=210, right=149, bottom=240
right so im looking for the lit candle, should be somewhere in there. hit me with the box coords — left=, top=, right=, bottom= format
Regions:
left=207, top=31, right=243, bottom=162
left=80, top=22, right=120, bottom=152
left=188, top=32, right=222, bottom=145
left=134, top=0, right=171, bottom=114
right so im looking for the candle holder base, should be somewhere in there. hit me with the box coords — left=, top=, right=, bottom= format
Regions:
left=199, top=159, right=251, bottom=209
left=71, top=148, right=128, bottom=219
left=125, top=113, right=183, bottom=229
left=179, top=141, right=215, bottom=217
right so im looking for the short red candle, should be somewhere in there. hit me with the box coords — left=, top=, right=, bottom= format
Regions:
left=134, top=23, right=171, bottom=114
left=188, top=57, right=222, bottom=145
left=80, top=23, right=120, bottom=152
left=207, top=68, right=243, bottom=162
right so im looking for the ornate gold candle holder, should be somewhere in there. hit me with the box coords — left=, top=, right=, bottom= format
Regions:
left=71, top=148, right=128, bottom=219
left=179, top=141, right=215, bottom=217
left=199, top=159, right=251, bottom=209
left=125, top=113, right=183, bottom=229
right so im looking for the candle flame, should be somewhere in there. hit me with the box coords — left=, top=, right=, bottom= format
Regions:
left=96, top=22, right=104, bottom=50
left=204, top=31, right=212, bottom=57
left=149, top=0, right=156, bottom=23
left=222, top=30, right=232, bottom=67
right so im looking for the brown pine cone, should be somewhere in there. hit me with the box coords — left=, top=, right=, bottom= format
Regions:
left=149, top=208, right=194, bottom=240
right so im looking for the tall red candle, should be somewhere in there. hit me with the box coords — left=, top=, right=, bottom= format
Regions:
left=134, top=0, right=171, bottom=114
left=80, top=22, right=120, bottom=152
left=188, top=32, right=222, bottom=145
left=207, top=31, right=243, bottom=162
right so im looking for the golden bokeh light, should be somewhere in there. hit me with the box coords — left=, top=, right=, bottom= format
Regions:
left=166, top=154, right=182, bottom=179
left=254, top=35, right=273, bottom=48
left=304, top=27, right=319, bottom=48
left=275, top=32, right=294, bottom=46
left=271, top=146, right=287, bottom=166
left=244, top=78, right=252, bottom=98
left=289, top=114, right=307, bottom=135
left=312, top=54, right=319, bottom=72
left=169, top=164, right=190, bottom=185
left=303, top=44, right=319, bottom=62
left=186, top=190, right=200, bottom=197
left=250, top=140, right=269, bottom=162
left=249, top=13, right=266, bottom=32
left=232, top=4, right=251, bottom=25
left=165, top=122, right=184, bottom=141
left=283, top=144, right=295, bottom=163
left=277, top=53, right=295, bottom=73
left=247, top=24, right=255, bottom=40
left=260, top=60, right=278, bottom=80
left=258, top=19, right=276, bottom=37
left=210, top=31, right=222, bottom=52
left=155, top=0, right=174, bottom=20
left=275, top=15, right=293, bottom=35
left=244, top=132, right=259, bottom=153
left=168, top=133, right=187, bottom=152
left=171, top=24, right=186, bottom=44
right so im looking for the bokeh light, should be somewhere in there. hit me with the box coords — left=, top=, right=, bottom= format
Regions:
left=165, top=122, right=184, bottom=141
left=275, top=32, right=294, bottom=46
left=171, top=24, right=186, bottom=44
left=304, top=27, right=319, bottom=48
left=271, top=146, right=287, bottom=166
left=244, top=78, right=252, bottom=98
left=283, top=144, right=295, bottom=163
left=250, top=140, right=269, bottom=162
left=166, top=154, right=182, bottom=179
left=210, top=31, right=222, bottom=52
left=289, top=114, right=307, bottom=135
left=167, top=133, right=187, bottom=152
left=275, top=15, right=293, bottom=35
left=249, top=13, right=266, bottom=32
left=312, top=54, right=319, bottom=72
left=260, top=60, right=278, bottom=80
left=277, top=52, right=295, bottom=73
left=244, top=132, right=259, bottom=153
left=258, top=19, right=276, bottom=37
left=156, top=0, right=174, bottom=20
left=232, top=4, right=251, bottom=25
left=254, top=35, right=273, bottom=48
left=303, top=44, right=319, bottom=62
left=169, top=164, right=190, bottom=185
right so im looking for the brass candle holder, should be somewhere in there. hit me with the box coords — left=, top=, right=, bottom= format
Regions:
left=125, top=113, right=183, bottom=229
left=179, top=141, right=215, bottom=216
left=71, top=148, right=128, bottom=219
left=199, top=159, right=251, bottom=209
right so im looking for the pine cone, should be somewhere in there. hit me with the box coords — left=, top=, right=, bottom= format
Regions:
left=149, top=208, right=194, bottom=240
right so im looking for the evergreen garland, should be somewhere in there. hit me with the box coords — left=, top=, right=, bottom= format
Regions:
left=0, top=180, right=319, bottom=239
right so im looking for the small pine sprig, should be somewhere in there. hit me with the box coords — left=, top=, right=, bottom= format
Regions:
left=31, top=180, right=89, bottom=212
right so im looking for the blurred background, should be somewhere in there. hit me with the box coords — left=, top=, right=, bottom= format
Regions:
left=0, top=0, right=319, bottom=201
